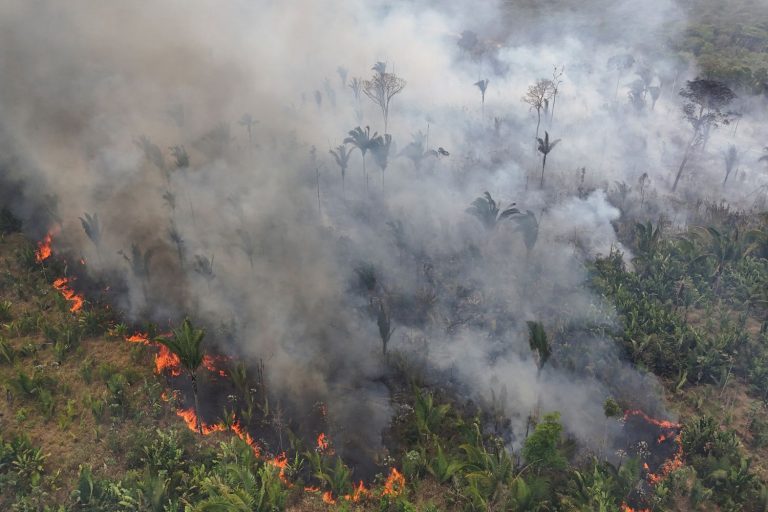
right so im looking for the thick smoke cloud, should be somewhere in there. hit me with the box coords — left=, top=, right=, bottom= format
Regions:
left=1, top=0, right=766, bottom=462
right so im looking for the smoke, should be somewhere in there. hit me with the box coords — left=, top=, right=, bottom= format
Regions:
left=1, top=0, right=766, bottom=464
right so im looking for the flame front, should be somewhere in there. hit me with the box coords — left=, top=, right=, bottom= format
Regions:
left=35, top=232, right=54, bottom=262
left=202, top=354, right=229, bottom=377
left=176, top=408, right=226, bottom=435
left=382, top=467, right=405, bottom=497
left=624, top=410, right=684, bottom=486
left=52, top=277, right=84, bottom=312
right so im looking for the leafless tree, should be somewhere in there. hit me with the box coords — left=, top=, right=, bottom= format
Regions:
left=522, top=79, right=554, bottom=143
left=549, top=66, right=564, bottom=126
left=363, top=62, right=406, bottom=133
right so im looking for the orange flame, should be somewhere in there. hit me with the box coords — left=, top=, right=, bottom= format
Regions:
left=270, top=452, right=289, bottom=483
left=176, top=408, right=226, bottom=435
left=382, top=467, right=405, bottom=497
left=36, top=232, right=54, bottom=263
left=322, top=491, right=336, bottom=505
left=317, top=432, right=333, bottom=452
left=202, top=354, right=229, bottom=377
left=304, top=486, right=320, bottom=493
left=126, top=333, right=150, bottom=344
left=231, top=421, right=261, bottom=457
left=624, top=410, right=684, bottom=485
left=344, top=480, right=369, bottom=502
left=52, top=277, right=84, bottom=312
left=155, top=344, right=182, bottom=376
left=621, top=504, right=650, bottom=512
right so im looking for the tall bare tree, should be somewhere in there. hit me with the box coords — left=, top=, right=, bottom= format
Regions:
left=522, top=79, right=554, bottom=143
left=363, top=62, right=406, bottom=134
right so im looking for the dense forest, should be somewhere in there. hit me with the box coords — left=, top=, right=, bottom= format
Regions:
left=1, top=0, right=768, bottom=511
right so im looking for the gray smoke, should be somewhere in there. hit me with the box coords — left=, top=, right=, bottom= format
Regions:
left=1, top=0, right=766, bottom=459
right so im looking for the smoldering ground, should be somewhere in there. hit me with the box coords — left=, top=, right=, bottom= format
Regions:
left=1, top=0, right=767, bottom=467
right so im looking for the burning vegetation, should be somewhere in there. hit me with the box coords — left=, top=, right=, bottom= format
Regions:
left=2, top=0, right=768, bottom=510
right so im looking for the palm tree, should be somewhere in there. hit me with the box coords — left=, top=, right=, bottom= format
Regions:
left=536, top=131, right=561, bottom=188
left=156, top=319, right=206, bottom=434
left=344, top=126, right=378, bottom=195
left=512, top=210, right=539, bottom=259
left=527, top=321, right=551, bottom=374
left=377, top=301, right=394, bottom=357
left=466, top=192, right=520, bottom=231
left=371, top=133, right=393, bottom=191
left=238, top=114, right=257, bottom=145
left=474, top=79, right=489, bottom=118
left=723, top=145, right=739, bottom=187
left=79, top=213, right=102, bottom=262
left=329, top=144, right=353, bottom=196
left=526, top=320, right=550, bottom=441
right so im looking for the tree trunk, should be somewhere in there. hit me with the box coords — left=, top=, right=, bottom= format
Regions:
left=363, top=154, right=368, bottom=196
left=191, top=373, right=203, bottom=435
left=550, top=92, right=558, bottom=126
left=672, top=132, right=697, bottom=192
left=540, top=154, right=547, bottom=188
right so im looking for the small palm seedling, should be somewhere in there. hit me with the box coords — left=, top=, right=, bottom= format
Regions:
left=466, top=192, right=520, bottom=231
left=536, top=131, right=561, bottom=188
left=156, top=319, right=206, bottom=434
left=329, top=144, right=353, bottom=197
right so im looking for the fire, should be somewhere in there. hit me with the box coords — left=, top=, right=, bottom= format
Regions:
left=344, top=480, right=369, bottom=502
left=231, top=421, right=261, bottom=457
left=382, top=467, right=405, bottom=497
left=35, top=232, right=54, bottom=262
left=624, top=410, right=684, bottom=486
left=621, top=504, right=650, bottom=512
left=304, top=486, right=320, bottom=493
left=155, top=344, right=182, bottom=376
left=176, top=408, right=226, bottom=435
left=623, top=409, right=680, bottom=430
left=322, top=491, right=336, bottom=505
left=270, top=452, right=290, bottom=483
left=52, top=277, right=85, bottom=312
left=125, top=332, right=183, bottom=376
left=202, top=354, right=229, bottom=377
left=126, top=333, right=150, bottom=344
left=316, top=432, right=333, bottom=453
